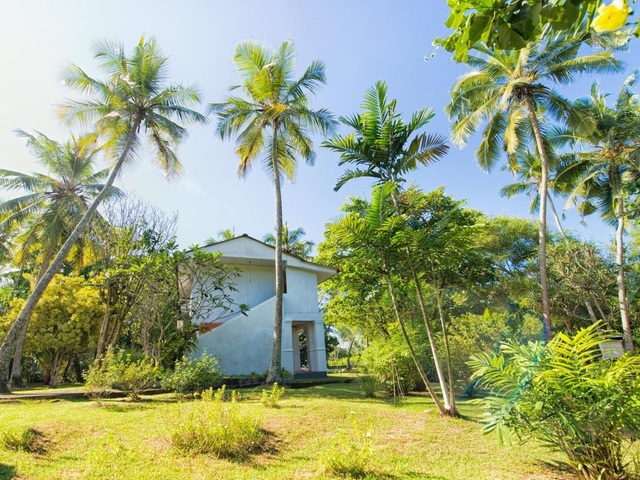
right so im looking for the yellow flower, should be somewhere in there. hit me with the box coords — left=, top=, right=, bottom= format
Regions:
left=592, top=0, right=632, bottom=32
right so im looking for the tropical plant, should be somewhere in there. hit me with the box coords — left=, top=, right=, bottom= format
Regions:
left=556, top=73, right=640, bottom=351
left=446, top=31, right=624, bottom=341
left=263, top=223, right=314, bottom=259
left=323, top=80, right=448, bottom=195
left=203, top=227, right=236, bottom=245
left=437, top=0, right=637, bottom=61
left=0, top=37, right=206, bottom=393
left=470, top=323, right=640, bottom=480
left=0, top=131, right=117, bottom=386
left=210, top=39, right=335, bottom=383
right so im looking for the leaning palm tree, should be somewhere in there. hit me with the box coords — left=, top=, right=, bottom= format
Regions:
left=323, top=80, right=449, bottom=196
left=263, top=223, right=314, bottom=259
left=446, top=31, right=624, bottom=341
left=556, top=73, right=640, bottom=352
left=0, top=131, right=119, bottom=386
left=210, top=40, right=335, bottom=383
left=0, top=37, right=206, bottom=393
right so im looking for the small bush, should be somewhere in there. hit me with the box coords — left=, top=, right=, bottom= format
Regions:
left=84, top=352, right=112, bottom=401
left=260, top=383, right=285, bottom=408
left=107, top=351, right=159, bottom=401
left=1, top=427, right=38, bottom=452
left=84, top=350, right=159, bottom=401
left=322, top=414, right=375, bottom=478
left=355, top=375, right=378, bottom=398
left=470, top=323, right=640, bottom=480
left=167, top=385, right=264, bottom=459
left=162, top=353, right=221, bottom=396
left=359, top=335, right=429, bottom=395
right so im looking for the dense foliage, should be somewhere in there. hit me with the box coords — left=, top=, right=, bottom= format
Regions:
left=470, top=324, right=640, bottom=479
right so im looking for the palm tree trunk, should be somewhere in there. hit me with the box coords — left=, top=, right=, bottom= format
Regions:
left=266, top=126, right=285, bottom=384
left=384, top=272, right=447, bottom=415
left=524, top=95, right=552, bottom=342
left=9, top=249, right=55, bottom=387
left=615, top=197, right=634, bottom=352
left=0, top=121, right=140, bottom=393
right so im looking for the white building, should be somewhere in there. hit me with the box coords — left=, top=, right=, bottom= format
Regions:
left=192, top=235, right=336, bottom=378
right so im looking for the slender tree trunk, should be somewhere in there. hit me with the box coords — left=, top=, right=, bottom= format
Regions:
left=346, top=337, right=355, bottom=370
left=434, top=288, right=456, bottom=416
left=615, top=197, right=634, bottom=352
left=384, top=272, right=447, bottom=415
left=411, top=270, right=452, bottom=412
left=0, top=121, right=140, bottom=393
left=548, top=196, right=566, bottom=239
left=267, top=125, right=285, bottom=384
left=524, top=96, right=552, bottom=342
left=9, top=250, right=55, bottom=387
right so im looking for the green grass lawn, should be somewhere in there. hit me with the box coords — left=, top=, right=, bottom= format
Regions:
left=0, top=382, right=573, bottom=480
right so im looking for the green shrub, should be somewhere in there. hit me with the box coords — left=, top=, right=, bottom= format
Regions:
left=84, top=352, right=112, bottom=401
left=167, top=385, right=264, bottom=459
left=322, top=414, right=375, bottom=478
left=355, top=375, right=378, bottom=398
left=260, top=382, right=285, bottom=408
left=107, top=352, right=159, bottom=400
left=470, top=323, right=640, bottom=480
left=359, top=335, right=430, bottom=395
left=1, top=427, right=38, bottom=452
left=162, top=353, right=221, bottom=396
left=84, top=350, right=159, bottom=401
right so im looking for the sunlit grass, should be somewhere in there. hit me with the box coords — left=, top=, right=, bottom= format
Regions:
left=0, top=382, right=573, bottom=480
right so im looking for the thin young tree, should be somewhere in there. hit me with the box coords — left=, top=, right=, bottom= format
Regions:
left=0, top=37, right=205, bottom=393
left=446, top=31, right=624, bottom=341
left=210, top=40, right=335, bottom=383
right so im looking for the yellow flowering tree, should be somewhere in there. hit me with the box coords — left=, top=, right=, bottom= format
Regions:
left=1, top=275, right=103, bottom=386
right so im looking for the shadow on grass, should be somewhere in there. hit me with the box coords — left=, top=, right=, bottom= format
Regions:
left=0, top=464, right=16, bottom=480
left=535, top=460, right=581, bottom=479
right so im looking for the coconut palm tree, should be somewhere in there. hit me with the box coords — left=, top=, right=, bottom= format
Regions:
left=0, top=131, right=119, bottom=386
left=263, top=223, right=314, bottom=259
left=556, top=73, right=640, bottom=351
left=209, top=40, right=335, bottom=383
left=446, top=31, right=624, bottom=341
left=323, top=80, right=448, bottom=196
left=0, top=37, right=206, bottom=393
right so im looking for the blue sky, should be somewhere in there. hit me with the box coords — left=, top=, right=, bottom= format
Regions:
left=1, top=1, right=637, bottom=250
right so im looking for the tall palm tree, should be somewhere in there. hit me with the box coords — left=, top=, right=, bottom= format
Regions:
left=556, top=74, right=640, bottom=351
left=446, top=32, right=624, bottom=341
left=0, top=131, right=119, bottom=386
left=0, top=37, right=206, bottom=393
left=263, top=223, right=314, bottom=259
left=323, top=80, right=449, bottom=196
left=210, top=40, right=335, bottom=383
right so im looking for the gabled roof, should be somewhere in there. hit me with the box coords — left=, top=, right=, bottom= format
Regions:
left=201, top=234, right=337, bottom=283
